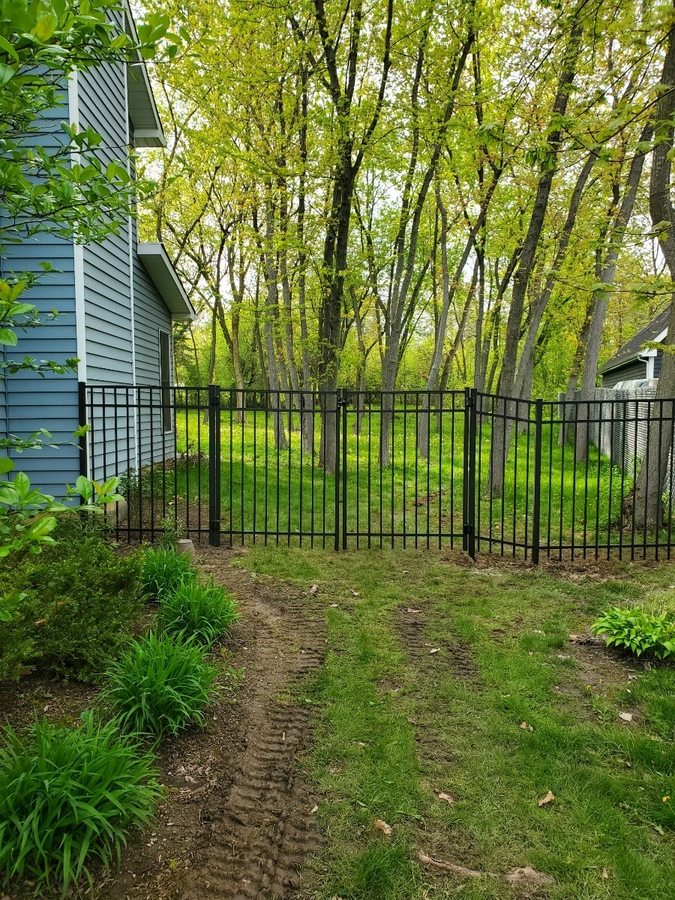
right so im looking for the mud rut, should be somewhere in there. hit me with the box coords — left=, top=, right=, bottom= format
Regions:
left=95, top=553, right=327, bottom=900
left=182, top=576, right=326, bottom=900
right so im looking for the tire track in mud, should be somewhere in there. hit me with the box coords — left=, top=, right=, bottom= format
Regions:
left=182, top=568, right=326, bottom=900
left=395, top=604, right=481, bottom=771
left=397, top=605, right=479, bottom=681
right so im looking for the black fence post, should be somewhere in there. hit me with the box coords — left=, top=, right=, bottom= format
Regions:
left=78, top=381, right=88, bottom=481
left=334, top=390, right=342, bottom=551
left=464, top=387, right=477, bottom=560
left=341, top=390, right=348, bottom=550
left=532, top=398, right=543, bottom=565
left=208, top=384, right=221, bottom=547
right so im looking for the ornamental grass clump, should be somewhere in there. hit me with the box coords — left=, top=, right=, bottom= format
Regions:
left=590, top=607, right=675, bottom=659
left=158, top=577, right=239, bottom=647
left=103, top=632, right=219, bottom=737
left=0, top=713, right=160, bottom=896
left=141, top=547, right=195, bottom=601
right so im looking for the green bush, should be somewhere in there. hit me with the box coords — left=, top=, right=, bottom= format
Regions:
left=103, top=632, right=220, bottom=737
left=141, top=547, right=195, bottom=601
left=591, top=607, right=675, bottom=659
left=0, top=523, right=142, bottom=681
left=158, top=577, right=239, bottom=647
left=0, top=713, right=160, bottom=895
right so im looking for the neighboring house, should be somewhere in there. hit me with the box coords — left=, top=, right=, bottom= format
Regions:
left=598, top=309, right=668, bottom=388
left=0, top=2, right=194, bottom=497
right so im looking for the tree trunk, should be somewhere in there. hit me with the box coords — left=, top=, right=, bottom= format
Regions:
left=575, top=122, right=653, bottom=461
left=489, top=12, right=584, bottom=496
left=634, top=8, right=675, bottom=528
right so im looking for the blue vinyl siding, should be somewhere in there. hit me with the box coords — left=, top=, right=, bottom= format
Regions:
left=134, top=255, right=174, bottom=469
left=79, top=60, right=134, bottom=387
left=0, top=230, right=80, bottom=496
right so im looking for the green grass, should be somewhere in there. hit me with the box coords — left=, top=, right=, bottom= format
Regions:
left=102, top=632, right=220, bottom=737
left=157, top=576, right=239, bottom=647
left=235, top=547, right=675, bottom=899
left=0, top=713, right=160, bottom=895
left=138, top=406, right=641, bottom=553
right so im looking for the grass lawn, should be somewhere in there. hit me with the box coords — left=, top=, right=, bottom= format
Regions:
left=165, top=407, right=639, bottom=555
left=235, top=548, right=675, bottom=899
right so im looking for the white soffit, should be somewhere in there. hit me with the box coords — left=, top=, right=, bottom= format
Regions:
left=138, top=243, right=195, bottom=321
left=123, top=1, right=166, bottom=148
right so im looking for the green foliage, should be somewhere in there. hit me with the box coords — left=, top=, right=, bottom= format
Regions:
left=0, top=0, right=172, bottom=249
left=0, top=713, right=160, bottom=896
left=0, top=454, right=122, bottom=560
left=158, top=577, right=239, bottom=647
left=0, top=521, right=143, bottom=681
left=103, top=632, right=220, bottom=737
left=591, top=607, right=675, bottom=659
left=141, top=546, right=195, bottom=601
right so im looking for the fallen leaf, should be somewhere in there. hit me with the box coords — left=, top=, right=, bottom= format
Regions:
left=533, top=629, right=544, bottom=634
left=504, top=867, right=555, bottom=888
left=619, top=712, right=633, bottom=722
left=407, top=717, right=418, bottom=725
left=350, top=589, right=360, bottom=596
left=374, top=819, right=393, bottom=837
left=330, top=603, right=339, bottom=608
left=538, top=791, right=555, bottom=807
left=407, top=608, right=421, bottom=613
left=437, top=792, right=454, bottom=804
left=519, top=721, right=534, bottom=732
left=310, top=805, right=318, bottom=814
left=602, top=868, right=609, bottom=880
left=429, top=648, right=440, bottom=655
left=308, top=584, right=320, bottom=595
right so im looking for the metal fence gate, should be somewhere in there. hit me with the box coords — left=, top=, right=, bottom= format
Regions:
left=83, top=384, right=675, bottom=560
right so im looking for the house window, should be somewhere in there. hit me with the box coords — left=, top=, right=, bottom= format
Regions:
left=159, top=330, right=172, bottom=433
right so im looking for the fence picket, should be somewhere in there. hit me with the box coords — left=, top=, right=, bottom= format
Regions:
left=83, top=384, right=675, bottom=560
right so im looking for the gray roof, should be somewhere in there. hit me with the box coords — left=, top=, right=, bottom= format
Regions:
left=599, top=308, right=670, bottom=375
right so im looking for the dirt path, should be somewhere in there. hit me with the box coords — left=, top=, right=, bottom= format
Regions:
left=96, top=547, right=326, bottom=900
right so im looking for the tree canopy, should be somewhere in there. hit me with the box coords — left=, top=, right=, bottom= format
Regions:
left=140, top=0, right=668, bottom=419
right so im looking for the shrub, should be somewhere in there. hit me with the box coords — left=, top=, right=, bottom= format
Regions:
left=103, top=632, right=220, bottom=737
left=0, top=713, right=160, bottom=895
left=158, top=577, right=239, bottom=647
left=0, top=524, right=142, bottom=681
left=590, top=607, right=675, bottom=659
left=141, top=547, right=195, bottom=601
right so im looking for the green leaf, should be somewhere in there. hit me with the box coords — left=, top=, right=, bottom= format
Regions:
left=0, top=62, right=16, bottom=86
left=0, top=458, right=15, bottom=476
left=0, top=328, right=18, bottom=346
left=31, top=13, right=58, bottom=42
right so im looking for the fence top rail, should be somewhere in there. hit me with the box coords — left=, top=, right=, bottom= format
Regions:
left=83, top=383, right=675, bottom=411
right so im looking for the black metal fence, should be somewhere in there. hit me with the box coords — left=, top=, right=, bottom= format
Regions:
left=82, top=384, right=675, bottom=560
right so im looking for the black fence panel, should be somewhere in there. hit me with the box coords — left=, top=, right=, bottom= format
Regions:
left=82, top=383, right=675, bottom=560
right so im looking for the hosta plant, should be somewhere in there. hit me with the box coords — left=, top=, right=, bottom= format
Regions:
left=158, top=577, right=239, bottom=647
left=0, top=713, right=160, bottom=895
left=103, top=632, right=220, bottom=737
left=140, top=547, right=195, bottom=601
left=590, top=607, right=675, bottom=659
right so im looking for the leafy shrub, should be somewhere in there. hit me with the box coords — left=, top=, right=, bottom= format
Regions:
left=141, top=547, right=195, bottom=601
left=0, top=713, right=160, bottom=895
left=591, top=607, right=675, bottom=659
left=103, top=632, right=220, bottom=736
left=0, top=523, right=142, bottom=681
left=158, top=577, right=239, bottom=647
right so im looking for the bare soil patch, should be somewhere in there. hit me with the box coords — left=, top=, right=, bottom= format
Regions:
left=1, top=546, right=326, bottom=900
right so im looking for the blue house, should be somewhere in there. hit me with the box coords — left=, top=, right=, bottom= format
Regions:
left=0, top=2, right=194, bottom=498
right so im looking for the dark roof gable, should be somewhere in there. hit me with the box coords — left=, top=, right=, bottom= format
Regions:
left=599, top=308, right=670, bottom=375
